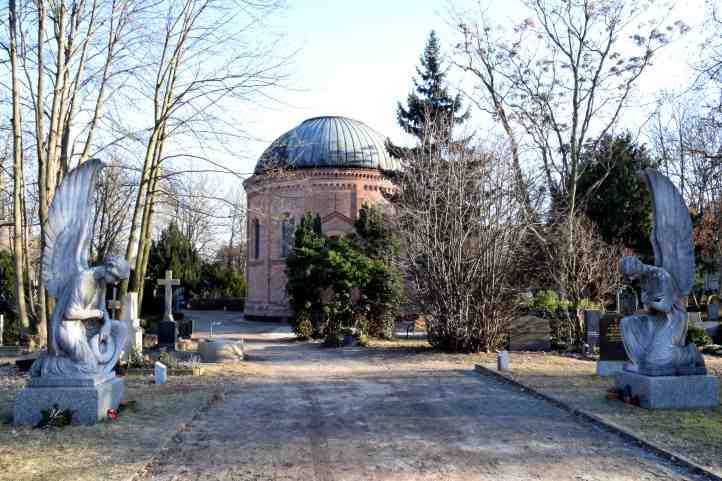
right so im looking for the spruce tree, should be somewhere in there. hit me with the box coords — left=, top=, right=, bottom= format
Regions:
left=396, top=30, right=469, bottom=149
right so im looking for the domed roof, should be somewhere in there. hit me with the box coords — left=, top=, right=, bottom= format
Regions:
left=255, top=116, right=399, bottom=174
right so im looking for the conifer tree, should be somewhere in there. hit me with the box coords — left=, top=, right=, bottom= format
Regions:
left=396, top=30, right=469, bottom=149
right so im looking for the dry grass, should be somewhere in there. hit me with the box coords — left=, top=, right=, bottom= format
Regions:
left=480, top=353, right=722, bottom=476
left=0, top=373, right=215, bottom=481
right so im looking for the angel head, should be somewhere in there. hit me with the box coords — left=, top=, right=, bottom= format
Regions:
left=620, top=256, right=644, bottom=281
left=101, top=256, right=130, bottom=285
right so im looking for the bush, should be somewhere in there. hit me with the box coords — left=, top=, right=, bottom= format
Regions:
left=688, top=324, right=712, bottom=347
left=286, top=210, right=402, bottom=344
left=293, top=310, right=313, bottom=339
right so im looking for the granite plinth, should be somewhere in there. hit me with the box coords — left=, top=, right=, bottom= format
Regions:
left=14, top=377, right=124, bottom=425
left=596, top=360, right=626, bottom=377
left=614, top=371, right=719, bottom=409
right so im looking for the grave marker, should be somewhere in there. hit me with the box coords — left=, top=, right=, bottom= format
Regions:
left=154, top=362, right=167, bottom=384
left=508, top=315, right=551, bottom=351
left=583, top=310, right=602, bottom=349
left=121, top=292, right=143, bottom=362
left=157, top=271, right=180, bottom=348
left=497, top=351, right=509, bottom=371
left=107, top=287, right=122, bottom=319
left=596, top=313, right=629, bottom=376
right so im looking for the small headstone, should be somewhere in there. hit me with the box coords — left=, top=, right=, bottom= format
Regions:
left=158, top=320, right=177, bottom=349
left=583, top=310, right=602, bottom=349
left=154, top=362, right=167, bottom=384
left=509, top=315, right=551, bottom=351
left=708, top=303, right=720, bottom=322
left=617, top=286, right=638, bottom=315
left=597, top=313, right=629, bottom=376
left=497, top=350, right=510, bottom=371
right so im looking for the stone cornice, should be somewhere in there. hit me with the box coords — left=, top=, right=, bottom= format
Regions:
left=243, top=168, right=395, bottom=194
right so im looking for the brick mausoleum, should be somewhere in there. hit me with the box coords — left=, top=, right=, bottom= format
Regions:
left=243, top=116, right=400, bottom=320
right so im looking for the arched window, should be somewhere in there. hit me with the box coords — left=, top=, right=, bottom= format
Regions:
left=253, top=219, right=260, bottom=259
left=281, top=214, right=296, bottom=257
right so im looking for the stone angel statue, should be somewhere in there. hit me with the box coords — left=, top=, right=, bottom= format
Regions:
left=32, top=159, right=129, bottom=379
left=619, top=168, right=705, bottom=376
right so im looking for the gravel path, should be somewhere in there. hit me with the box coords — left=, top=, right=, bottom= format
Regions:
left=143, top=312, right=711, bottom=481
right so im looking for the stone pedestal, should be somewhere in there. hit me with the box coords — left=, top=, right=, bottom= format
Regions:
left=121, top=318, right=143, bottom=362
left=198, top=339, right=243, bottom=363
left=614, top=371, right=719, bottom=409
left=120, top=292, right=144, bottom=362
left=158, top=320, right=177, bottom=349
left=596, top=360, right=626, bottom=376
left=14, top=376, right=124, bottom=425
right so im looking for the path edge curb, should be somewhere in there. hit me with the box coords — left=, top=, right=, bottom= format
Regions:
left=474, top=364, right=722, bottom=481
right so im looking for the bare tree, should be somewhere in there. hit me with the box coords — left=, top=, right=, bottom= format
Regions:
left=122, top=0, right=290, bottom=311
left=90, top=162, right=134, bottom=261
left=7, top=0, right=30, bottom=329
left=455, top=1, right=683, bottom=214
left=392, top=124, right=530, bottom=352
left=539, top=214, right=622, bottom=344
left=454, top=1, right=684, bottom=324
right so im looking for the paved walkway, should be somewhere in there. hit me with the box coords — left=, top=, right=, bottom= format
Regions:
left=145, top=312, right=709, bottom=481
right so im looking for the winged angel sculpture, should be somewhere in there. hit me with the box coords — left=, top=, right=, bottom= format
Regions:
left=32, top=159, right=129, bottom=379
left=620, top=169, right=705, bottom=376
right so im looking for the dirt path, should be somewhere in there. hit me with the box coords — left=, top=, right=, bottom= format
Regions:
left=144, top=313, right=711, bottom=481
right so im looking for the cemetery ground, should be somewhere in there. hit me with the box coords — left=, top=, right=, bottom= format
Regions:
left=0, top=313, right=717, bottom=481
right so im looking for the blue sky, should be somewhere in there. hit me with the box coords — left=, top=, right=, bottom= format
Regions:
left=232, top=0, right=707, bottom=178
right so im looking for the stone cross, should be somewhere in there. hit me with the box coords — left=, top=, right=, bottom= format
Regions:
left=107, top=287, right=122, bottom=320
left=157, top=270, right=180, bottom=322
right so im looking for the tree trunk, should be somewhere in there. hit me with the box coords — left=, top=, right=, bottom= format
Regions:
left=9, top=0, right=30, bottom=330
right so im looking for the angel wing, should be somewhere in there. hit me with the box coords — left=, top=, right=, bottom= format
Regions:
left=642, top=168, right=695, bottom=295
left=42, top=159, right=105, bottom=298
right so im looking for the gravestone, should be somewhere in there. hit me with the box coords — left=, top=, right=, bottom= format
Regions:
left=120, top=293, right=143, bottom=362
left=616, top=286, right=638, bottom=314
left=596, top=313, right=629, bottom=376
left=157, top=271, right=180, bottom=349
left=497, top=350, right=510, bottom=371
left=509, top=315, right=551, bottom=351
left=158, top=321, right=177, bottom=349
left=583, top=310, right=602, bottom=349
left=154, top=362, right=167, bottom=385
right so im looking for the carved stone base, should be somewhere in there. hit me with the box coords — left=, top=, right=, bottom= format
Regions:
left=14, top=377, right=124, bottom=425
left=614, top=371, right=719, bottom=409
left=596, top=360, right=626, bottom=377
left=624, top=362, right=707, bottom=377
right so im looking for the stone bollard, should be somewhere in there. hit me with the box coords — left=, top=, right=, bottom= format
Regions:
left=497, top=350, right=510, bottom=371
left=154, top=362, right=167, bottom=384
